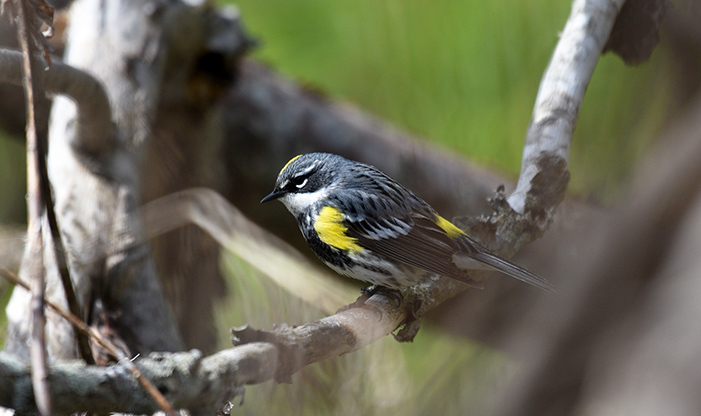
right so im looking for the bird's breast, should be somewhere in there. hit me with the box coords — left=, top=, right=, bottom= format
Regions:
left=312, top=206, right=364, bottom=254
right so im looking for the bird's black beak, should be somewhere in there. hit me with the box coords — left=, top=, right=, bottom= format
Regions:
left=261, top=189, right=285, bottom=203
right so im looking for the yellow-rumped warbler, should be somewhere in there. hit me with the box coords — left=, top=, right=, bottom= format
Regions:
left=262, top=153, right=553, bottom=292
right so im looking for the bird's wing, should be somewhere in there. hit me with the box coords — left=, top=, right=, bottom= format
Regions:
left=336, top=170, right=553, bottom=291
left=344, top=203, right=483, bottom=289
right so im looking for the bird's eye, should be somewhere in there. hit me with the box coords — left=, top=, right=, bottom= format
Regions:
left=296, top=178, right=308, bottom=189
left=288, top=175, right=310, bottom=190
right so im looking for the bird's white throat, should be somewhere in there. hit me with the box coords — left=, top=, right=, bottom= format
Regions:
left=280, top=187, right=330, bottom=217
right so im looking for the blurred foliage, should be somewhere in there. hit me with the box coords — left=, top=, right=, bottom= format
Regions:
left=0, top=132, right=24, bottom=349
left=0, top=132, right=26, bottom=225
left=232, top=0, right=671, bottom=202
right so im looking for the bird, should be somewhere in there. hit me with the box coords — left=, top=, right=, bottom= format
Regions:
left=261, top=152, right=553, bottom=292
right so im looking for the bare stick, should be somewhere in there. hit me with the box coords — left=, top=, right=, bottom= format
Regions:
left=12, top=0, right=53, bottom=414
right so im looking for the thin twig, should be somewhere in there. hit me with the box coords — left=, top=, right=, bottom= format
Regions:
left=12, top=0, right=53, bottom=414
left=0, top=268, right=179, bottom=416
left=5, top=0, right=95, bottom=364
left=42, top=181, right=97, bottom=366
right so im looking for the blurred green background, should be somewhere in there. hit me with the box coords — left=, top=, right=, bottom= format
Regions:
left=232, top=0, right=670, bottom=201
left=0, top=0, right=673, bottom=414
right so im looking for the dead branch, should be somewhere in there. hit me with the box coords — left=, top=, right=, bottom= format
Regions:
left=508, top=0, right=625, bottom=214
left=0, top=347, right=253, bottom=416
left=0, top=287, right=406, bottom=415
left=1, top=0, right=259, bottom=361
left=0, top=49, right=114, bottom=157
left=1, top=268, right=178, bottom=416
left=215, top=0, right=627, bottom=371
left=0, top=40, right=185, bottom=356
left=496, top=86, right=701, bottom=416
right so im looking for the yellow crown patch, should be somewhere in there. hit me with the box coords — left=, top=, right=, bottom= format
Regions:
left=280, top=154, right=302, bottom=175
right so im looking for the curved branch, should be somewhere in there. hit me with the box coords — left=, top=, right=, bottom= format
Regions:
left=508, top=0, right=625, bottom=215
left=0, top=49, right=115, bottom=157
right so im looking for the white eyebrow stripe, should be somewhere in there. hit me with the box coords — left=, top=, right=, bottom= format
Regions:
left=297, top=163, right=318, bottom=177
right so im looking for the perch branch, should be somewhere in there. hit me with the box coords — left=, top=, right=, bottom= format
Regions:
left=0, top=283, right=405, bottom=415
left=222, top=0, right=628, bottom=346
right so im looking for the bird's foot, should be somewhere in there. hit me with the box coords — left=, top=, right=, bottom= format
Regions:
left=336, top=285, right=423, bottom=342
left=393, top=316, right=422, bottom=343
left=393, top=289, right=424, bottom=343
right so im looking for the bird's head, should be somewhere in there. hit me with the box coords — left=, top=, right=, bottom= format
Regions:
left=261, top=153, right=348, bottom=217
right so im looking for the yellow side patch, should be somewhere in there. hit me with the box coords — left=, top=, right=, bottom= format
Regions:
left=280, top=154, right=302, bottom=175
left=435, top=215, right=466, bottom=238
left=315, top=206, right=364, bottom=253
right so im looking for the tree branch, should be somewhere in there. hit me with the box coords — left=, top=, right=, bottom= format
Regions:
left=1, top=268, right=178, bottom=416
left=495, top=83, right=701, bottom=416
left=508, top=0, right=625, bottom=214
left=142, top=0, right=630, bottom=348
left=221, top=0, right=627, bottom=347
left=0, top=288, right=406, bottom=415
left=0, top=347, right=250, bottom=416
left=0, top=49, right=114, bottom=157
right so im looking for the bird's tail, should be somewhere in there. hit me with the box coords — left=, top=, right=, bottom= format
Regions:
left=455, top=238, right=555, bottom=292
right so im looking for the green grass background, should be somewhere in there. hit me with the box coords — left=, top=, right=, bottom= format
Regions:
left=232, top=0, right=670, bottom=201
left=0, top=0, right=674, bottom=413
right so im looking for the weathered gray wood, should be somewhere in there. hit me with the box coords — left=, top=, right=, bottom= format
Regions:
left=4, top=0, right=252, bottom=359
